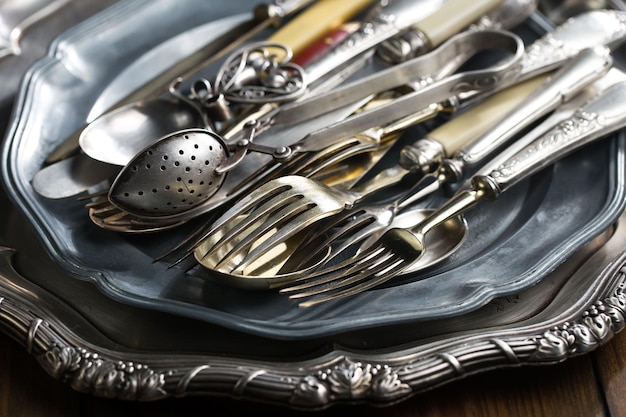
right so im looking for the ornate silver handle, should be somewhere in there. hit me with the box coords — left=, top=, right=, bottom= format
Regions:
left=409, top=80, right=626, bottom=240
left=482, top=80, right=626, bottom=195
left=519, top=10, right=626, bottom=80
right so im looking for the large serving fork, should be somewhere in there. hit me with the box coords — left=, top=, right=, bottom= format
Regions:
left=275, top=79, right=626, bottom=307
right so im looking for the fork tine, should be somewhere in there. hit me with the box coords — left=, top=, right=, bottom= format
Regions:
left=287, top=209, right=372, bottom=270
left=295, top=138, right=377, bottom=178
left=196, top=192, right=304, bottom=264
left=277, top=226, right=425, bottom=306
left=211, top=198, right=317, bottom=271
left=274, top=243, right=386, bottom=290
left=207, top=182, right=293, bottom=233
left=231, top=200, right=349, bottom=274
left=296, top=255, right=405, bottom=308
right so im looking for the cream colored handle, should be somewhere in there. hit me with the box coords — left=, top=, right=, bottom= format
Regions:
left=416, top=0, right=503, bottom=47
left=430, top=74, right=548, bottom=155
left=268, top=0, right=374, bottom=55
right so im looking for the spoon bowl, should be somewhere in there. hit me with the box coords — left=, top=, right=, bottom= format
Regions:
left=79, top=97, right=205, bottom=166
left=357, top=209, right=467, bottom=274
left=109, top=129, right=229, bottom=217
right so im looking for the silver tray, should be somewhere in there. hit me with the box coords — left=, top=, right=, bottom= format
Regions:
left=1, top=176, right=625, bottom=408
left=2, top=0, right=626, bottom=339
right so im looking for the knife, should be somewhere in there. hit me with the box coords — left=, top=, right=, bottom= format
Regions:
left=352, top=9, right=626, bottom=193
left=369, top=46, right=613, bottom=206
left=44, top=0, right=368, bottom=164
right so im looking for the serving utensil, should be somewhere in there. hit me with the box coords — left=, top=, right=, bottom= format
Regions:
left=275, top=79, right=626, bottom=307
left=32, top=0, right=372, bottom=200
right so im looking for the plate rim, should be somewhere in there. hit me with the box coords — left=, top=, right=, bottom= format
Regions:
left=2, top=1, right=626, bottom=339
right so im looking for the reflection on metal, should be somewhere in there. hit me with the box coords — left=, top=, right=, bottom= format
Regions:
left=0, top=0, right=71, bottom=60
left=0, top=244, right=625, bottom=408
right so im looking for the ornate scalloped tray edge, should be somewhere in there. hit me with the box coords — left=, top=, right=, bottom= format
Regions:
left=0, top=212, right=625, bottom=409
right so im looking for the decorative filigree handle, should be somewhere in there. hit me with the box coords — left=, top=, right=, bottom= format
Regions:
left=168, top=42, right=307, bottom=126
left=457, top=45, right=613, bottom=168
left=213, top=42, right=306, bottom=104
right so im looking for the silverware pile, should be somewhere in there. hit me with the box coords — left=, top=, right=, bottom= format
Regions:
left=33, top=0, right=626, bottom=306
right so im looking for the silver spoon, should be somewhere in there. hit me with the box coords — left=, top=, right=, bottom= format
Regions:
left=78, top=89, right=207, bottom=167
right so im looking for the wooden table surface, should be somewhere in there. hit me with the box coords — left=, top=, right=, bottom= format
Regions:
left=1, top=320, right=625, bottom=417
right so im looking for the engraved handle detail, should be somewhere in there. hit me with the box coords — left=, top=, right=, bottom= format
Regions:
left=458, top=45, right=613, bottom=168
left=485, top=81, right=626, bottom=193
left=519, top=10, right=626, bottom=79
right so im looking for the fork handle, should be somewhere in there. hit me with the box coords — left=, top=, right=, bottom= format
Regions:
left=456, top=45, right=613, bottom=169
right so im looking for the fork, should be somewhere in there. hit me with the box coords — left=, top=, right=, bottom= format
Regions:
left=274, top=79, right=626, bottom=307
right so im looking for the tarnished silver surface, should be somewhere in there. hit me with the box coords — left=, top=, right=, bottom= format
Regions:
left=3, top=0, right=626, bottom=338
left=0, top=208, right=624, bottom=406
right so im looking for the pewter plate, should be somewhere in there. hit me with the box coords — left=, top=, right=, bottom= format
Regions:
left=2, top=0, right=626, bottom=339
